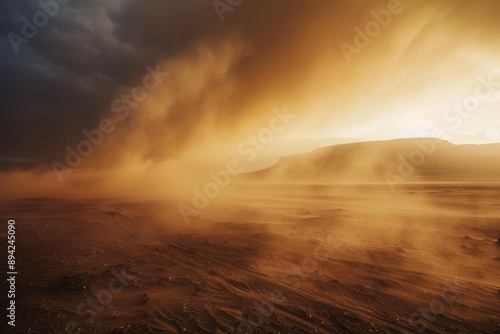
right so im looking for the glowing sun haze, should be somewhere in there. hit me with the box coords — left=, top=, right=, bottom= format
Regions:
left=1, top=0, right=499, bottom=198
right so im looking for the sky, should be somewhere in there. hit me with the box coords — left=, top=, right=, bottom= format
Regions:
left=0, top=0, right=500, bottom=198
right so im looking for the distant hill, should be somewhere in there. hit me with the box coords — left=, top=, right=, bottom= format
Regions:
left=244, top=138, right=500, bottom=183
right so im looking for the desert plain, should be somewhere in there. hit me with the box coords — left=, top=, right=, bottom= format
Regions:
left=1, top=181, right=499, bottom=333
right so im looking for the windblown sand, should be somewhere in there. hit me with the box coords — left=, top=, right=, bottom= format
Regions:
left=1, top=184, right=499, bottom=333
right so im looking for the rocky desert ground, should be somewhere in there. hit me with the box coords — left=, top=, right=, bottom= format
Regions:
left=1, top=183, right=499, bottom=333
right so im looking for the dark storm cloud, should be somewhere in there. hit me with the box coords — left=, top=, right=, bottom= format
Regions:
left=0, top=0, right=333, bottom=171
left=2, top=0, right=499, bottom=173
left=0, top=0, right=215, bottom=170
left=0, top=0, right=499, bottom=199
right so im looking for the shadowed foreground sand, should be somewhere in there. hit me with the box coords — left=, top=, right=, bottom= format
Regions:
left=1, top=184, right=499, bottom=333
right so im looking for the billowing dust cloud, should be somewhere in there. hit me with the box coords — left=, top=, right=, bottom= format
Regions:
left=1, top=0, right=500, bottom=199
